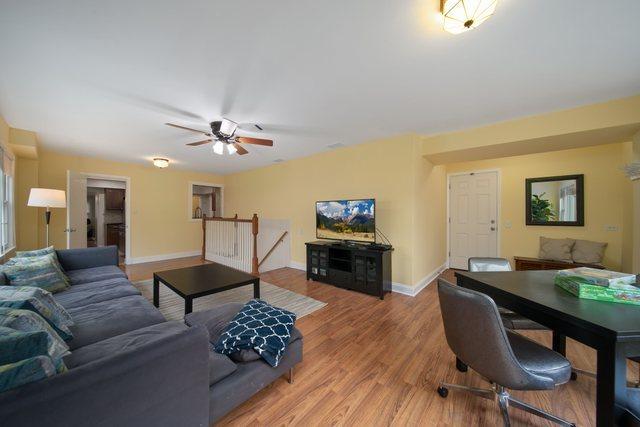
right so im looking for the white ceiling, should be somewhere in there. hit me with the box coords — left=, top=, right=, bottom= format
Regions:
left=0, top=0, right=639, bottom=174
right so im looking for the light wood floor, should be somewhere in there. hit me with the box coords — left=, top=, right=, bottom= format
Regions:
left=124, top=257, right=638, bottom=426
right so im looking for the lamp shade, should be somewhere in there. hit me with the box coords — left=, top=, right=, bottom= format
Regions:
left=27, top=188, right=66, bottom=208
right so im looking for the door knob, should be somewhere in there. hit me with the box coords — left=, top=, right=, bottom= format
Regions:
left=490, top=227, right=496, bottom=231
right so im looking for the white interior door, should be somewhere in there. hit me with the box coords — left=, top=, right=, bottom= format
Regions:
left=449, top=171, right=498, bottom=270
left=66, top=171, right=88, bottom=249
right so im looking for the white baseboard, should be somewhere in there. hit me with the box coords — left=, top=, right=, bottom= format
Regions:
left=126, top=250, right=201, bottom=265
left=289, top=260, right=306, bottom=271
left=391, top=262, right=448, bottom=297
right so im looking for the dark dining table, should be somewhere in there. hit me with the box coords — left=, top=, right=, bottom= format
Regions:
left=455, top=270, right=640, bottom=427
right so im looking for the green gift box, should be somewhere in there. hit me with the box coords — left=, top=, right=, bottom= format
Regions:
left=555, top=274, right=640, bottom=306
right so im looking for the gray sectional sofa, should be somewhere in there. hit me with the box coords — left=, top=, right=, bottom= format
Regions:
left=0, top=246, right=303, bottom=426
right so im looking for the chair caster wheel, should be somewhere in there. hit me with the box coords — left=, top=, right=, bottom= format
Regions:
left=437, top=386, right=449, bottom=398
left=570, top=372, right=578, bottom=381
left=455, top=359, right=468, bottom=372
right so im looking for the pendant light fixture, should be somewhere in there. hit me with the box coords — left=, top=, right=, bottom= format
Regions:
left=441, top=0, right=498, bottom=34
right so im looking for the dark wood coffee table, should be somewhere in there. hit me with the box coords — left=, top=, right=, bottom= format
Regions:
left=153, top=262, right=260, bottom=315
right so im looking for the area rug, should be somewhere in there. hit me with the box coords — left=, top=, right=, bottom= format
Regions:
left=133, top=279, right=327, bottom=322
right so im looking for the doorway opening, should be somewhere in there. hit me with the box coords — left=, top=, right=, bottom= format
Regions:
left=67, top=172, right=131, bottom=265
left=189, top=182, right=223, bottom=221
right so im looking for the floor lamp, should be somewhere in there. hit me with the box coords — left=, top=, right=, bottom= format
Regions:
left=28, top=188, right=66, bottom=247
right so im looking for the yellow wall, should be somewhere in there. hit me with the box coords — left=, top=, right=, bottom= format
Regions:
left=630, top=134, right=640, bottom=272
left=446, top=143, right=633, bottom=271
left=0, top=117, right=9, bottom=149
left=411, top=151, right=447, bottom=284
left=422, top=95, right=640, bottom=161
left=15, top=158, right=39, bottom=251
left=224, top=134, right=447, bottom=286
left=20, top=149, right=225, bottom=260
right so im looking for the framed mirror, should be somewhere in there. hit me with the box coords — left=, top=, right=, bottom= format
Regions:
left=525, top=174, right=584, bottom=226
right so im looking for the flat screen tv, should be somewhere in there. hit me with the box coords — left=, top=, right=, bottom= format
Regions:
left=316, top=199, right=375, bottom=243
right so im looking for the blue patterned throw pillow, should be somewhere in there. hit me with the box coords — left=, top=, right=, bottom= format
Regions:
left=0, top=326, right=50, bottom=366
left=15, top=247, right=69, bottom=283
left=0, top=308, right=69, bottom=373
left=1, top=255, right=69, bottom=294
left=0, top=355, right=57, bottom=393
left=214, top=299, right=296, bottom=367
left=0, top=286, right=74, bottom=341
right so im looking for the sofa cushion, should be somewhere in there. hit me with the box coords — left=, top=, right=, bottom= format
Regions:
left=208, top=351, right=237, bottom=386
left=184, top=304, right=262, bottom=363
left=0, top=355, right=57, bottom=393
left=64, top=321, right=188, bottom=368
left=1, top=256, right=69, bottom=294
left=53, top=278, right=140, bottom=309
left=66, top=295, right=165, bottom=350
left=208, top=338, right=303, bottom=424
left=539, top=237, right=575, bottom=262
left=572, top=239, right=607, bottom=264
left=184, top=303, right=243, bottom=342
left=0, top=286, right=74, bottom=341
left=66, top=265, right=127, bottom=286
left=214, top=299, right=297, bottom=368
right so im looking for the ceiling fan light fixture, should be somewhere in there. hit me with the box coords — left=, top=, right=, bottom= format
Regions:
left=227, top=143, right=237, bottom=155
left=441, top=0, right=498, bottom=34
left=220, top=118, right=238, bottom=136
left=153, top=158, right=169, bottom=168
left=213, top=140, right=224, bottom=155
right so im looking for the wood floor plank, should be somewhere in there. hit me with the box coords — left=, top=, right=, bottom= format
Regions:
left=123, top=258, right=626, bottom=426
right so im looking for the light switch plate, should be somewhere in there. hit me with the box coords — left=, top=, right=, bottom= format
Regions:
left=504, top=220, right=512, bottom=229
left=604, top=225, right=619, bottom=232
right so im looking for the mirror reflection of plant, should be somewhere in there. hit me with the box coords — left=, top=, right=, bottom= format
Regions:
left=531, top=193, right=556, bottom=222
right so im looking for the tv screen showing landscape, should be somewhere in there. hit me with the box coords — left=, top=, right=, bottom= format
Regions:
left=316, top=199, right=375, bottom=243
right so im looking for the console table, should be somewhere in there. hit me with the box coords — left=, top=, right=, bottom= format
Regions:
left=514, top=256, right=605, bottom=271
left=305, top=241, right=392, bottom=299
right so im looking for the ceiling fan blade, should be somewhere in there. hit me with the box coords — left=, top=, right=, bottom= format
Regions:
left=186, top=139, right=212, bottom=146
left=235, top=136, right=273, bottom=146
left=166, top=123, right=210, bottom=135
left=233, top=143, right=249, bottom=155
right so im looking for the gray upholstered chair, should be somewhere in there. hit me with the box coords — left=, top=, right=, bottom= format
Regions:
left=437, top=278, right=575, bottom=427
left=468, top=257, right=547, bottom=331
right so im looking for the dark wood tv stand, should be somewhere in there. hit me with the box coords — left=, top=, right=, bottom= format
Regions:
left=305, top=240, right=393, bottom=299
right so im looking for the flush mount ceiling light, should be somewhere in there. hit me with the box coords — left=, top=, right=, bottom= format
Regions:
left=153, top=158, right=169, bottom=168
left=441, top=0, right=498, bottom=34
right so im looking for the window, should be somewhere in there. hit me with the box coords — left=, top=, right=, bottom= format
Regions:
left=0, top=148, right=15, bottom=254
left=188, top=182, right=222, bottom=221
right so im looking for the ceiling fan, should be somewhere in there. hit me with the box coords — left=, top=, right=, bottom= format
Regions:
left=165, top=118, right=273, bottom=156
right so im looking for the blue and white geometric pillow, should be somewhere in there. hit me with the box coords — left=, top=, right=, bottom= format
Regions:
left=214, top=299, right=296, bottom=367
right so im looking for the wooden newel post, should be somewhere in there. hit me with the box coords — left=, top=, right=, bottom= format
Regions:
left=201, top=214, right=207, bottom=260
left=251, top=214, right=259, bottom=276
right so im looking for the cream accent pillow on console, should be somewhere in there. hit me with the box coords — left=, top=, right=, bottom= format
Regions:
left=571, top=239, right=607, bottom=264
left=539, top=237, right=575, bottom=262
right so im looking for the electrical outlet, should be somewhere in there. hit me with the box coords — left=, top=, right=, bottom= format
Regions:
left=604, top=225, right=619, bottom=232
left=299, top=228, right=304, bottom=236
